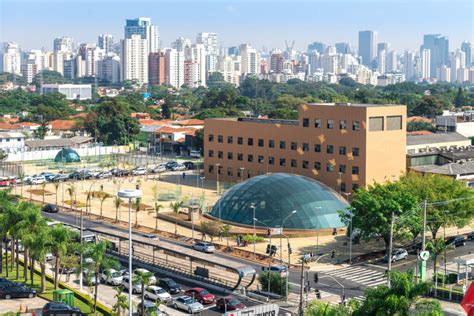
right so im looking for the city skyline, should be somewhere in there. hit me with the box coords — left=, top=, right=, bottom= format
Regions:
left=1, top=0, right=473, bottom=52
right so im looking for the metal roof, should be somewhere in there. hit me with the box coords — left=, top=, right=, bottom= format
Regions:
left=407, top=132, right=468, bottom=146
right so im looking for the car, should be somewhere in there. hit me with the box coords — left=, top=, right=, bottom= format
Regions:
left=183, top=161, right=195, bottom=170
left=0, top=285, right=36, bottom=299
left=142, top=233, right=159, bottom=240
left=89, top=170, right=102, bottom=178
left=144, top=285, right=172, bottom=302
left=158, top=278, right=182, bottom=294
left=45, top=253, right=54, bottom=261
left=165, top=161, right=178, bottom=170
left=51, top=174, right=69, bottom=182
left=82, top=270, right=98, bottom=285
left=262, top=265, right=288, bottom=277
left=69, top=170, right=92, bottom=180
left=0, top=177, right=15, bottom=187
left=111, top=168, right=130, bottom=177
left=189, top=150, right=201, bottom=158
left=172, top=164, right=187, bottom=171
left=41, top=204, right=59, bottom=213
left=133, top=268, right=157, bottom=284
left=192, top=242, right=216, bottom=253
left=172, top=296, right=204, bottom=314
left=216, top=295, right=246, bottom=311
left=468, top=232, right=474, bottom=241
left=383, top=248, right=408, bottom=262
left=149, top=165, right=166, bottom=173
left=97, top=171, right=112, bottom=179
left=122, top=275, right=142, bottom=293
left=184, top=287, right=215, bottom=304
left=42, top=302, right=81, bottom=315
left=100, top=269, right=123, bottom=286
left=137, top=301, right=169, bottom=316
left=29, top=176, right=46, bottom=185
left=39, top=172, right=56, bottom=181
left=132, top=167, right=148, bottom=176
left=0, top=278, right=13, bottom=287
left=446, top=235, right=466, bottom=247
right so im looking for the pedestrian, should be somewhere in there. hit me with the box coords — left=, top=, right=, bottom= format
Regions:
left=236, top=235, right=241, bottom=246
left=182, top=172, right=186, bottom=179
left=219, top=231, right=223, bottom=241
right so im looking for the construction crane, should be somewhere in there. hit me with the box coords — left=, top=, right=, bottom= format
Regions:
left=285, top=40, right=295, bottom=60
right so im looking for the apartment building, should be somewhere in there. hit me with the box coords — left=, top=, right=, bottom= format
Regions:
left=204, top=103, right=406, bottom=193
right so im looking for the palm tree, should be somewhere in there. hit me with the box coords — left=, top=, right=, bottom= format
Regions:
left=134, top=269, right=155, bottom=316
left=134, top=197, right=142, bottom=228
left=0, top=189, right=15, bottom=275
left=427, top=238, right=448, bottom=290
left=29, top=225, right=51, bottom=292
left=53, top=182, right=60, bottom=205
left=99, top=192, right=112, bottom=219
left=151, top=184, right=159, bottom=201
left=50, top=224, right=71, bottom=289
left=170, top=201, right=183, bottom=236
left=149, top=202, right=163, bottom=233
left=41, top=182, right=47, bottom=205
left=66, top=183, right=75, bottom=212
left=114, top=196, right=123, bottom=223
left=112, top=287, right=128, bottom=316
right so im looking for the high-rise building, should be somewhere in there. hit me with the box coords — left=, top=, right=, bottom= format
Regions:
left=240, top=44, right=259, bottom=75
left=97, top=55, right=120, bottom=83
left=217, top=55, right=241, bottom=86
left=184, top=44, right=206, bottom=87
left=386, top=51, right=397, bottom=72
left=307, top=42, right=326, bottom=54
left=124, top=17, right=160, bottom=53
left=421, top=34, right=449, bottom=77
left=377, top=49, right=386, bottom=74
left=172, top=37, right=192, bottom=52
left=197, top=32, right=218, bottom=74
left=78, top=43, right=105, bottom=77
left=1, top=42, right=21, bottom=75
left=148, top=52, right=166, bottom=85
left=420, top=49, right=431, bottom=79
left=120, top=34, right=149, bottom=84
left=53, top=37, right=72, bottom=53
left=227, top=46, right=239, bottom=56
left=335, top=43, right=351, bottom=54
left=20, top=61, right=38, bottom=83
left=164, top=48, right=184, bottom=88
left=451, top=50, right=465, bottom=83
left=404, top=51, right=416, bottom=81
left=438, top=65, right=451, bottom=82
left=98, top=34, right=114, bottom=54
left=377, top=43, right=390, bottom=56
left=461, top=41, right=472, bottom=67
left=270, top=52, right=284, bottom=73
left=358, top=30, right=377, bottom=67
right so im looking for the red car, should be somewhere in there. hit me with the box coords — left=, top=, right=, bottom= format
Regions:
left=216, top=295, right=246, bottom=311
left=184, top=287, right=215, bottom=304
left=0, top=178, right=15, bottom=187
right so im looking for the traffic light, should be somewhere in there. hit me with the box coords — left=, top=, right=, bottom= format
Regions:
left=313, top=272, right=319, bottom=284
left=331, top=250, right=336, bottom=259
left=315, top=289, right=321, bottom=299
left=266, top=244, right=271, bottom=254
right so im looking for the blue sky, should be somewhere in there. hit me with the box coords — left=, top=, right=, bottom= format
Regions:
left=1, top=0, right=472, bottom=52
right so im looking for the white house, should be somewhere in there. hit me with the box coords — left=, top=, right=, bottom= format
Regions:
left=0, top=132, right=26, bottom=153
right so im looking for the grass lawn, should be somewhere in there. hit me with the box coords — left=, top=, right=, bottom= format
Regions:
left=0, top=260, right=106, bottom=315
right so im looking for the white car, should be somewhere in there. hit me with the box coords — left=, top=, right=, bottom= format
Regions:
left=192, top=242, right=216, bottom=253
left=45, top=253, right=54, bottom=261
left=132, top=167, right=148, bottom=176
left=144, top=286, right=172, bottom=302
left=384, top=248, right=408, bottom=262
left=173, top=296, right=204, bottom=314
left=122, top=275, right=142, bottom=294
left=83, top=269, right=98, bottom=285
left=30, top=176, right=46, bottom=185
left=172, top=164, right=187, bottom=171
left=101, top=268, right=123, bottom=286
left=154, top=166, right=167, bottom=173
left=133, top=268, right=157, bottom=284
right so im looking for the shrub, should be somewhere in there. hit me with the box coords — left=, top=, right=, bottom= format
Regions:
left=242, top=234, right=265, bottom=243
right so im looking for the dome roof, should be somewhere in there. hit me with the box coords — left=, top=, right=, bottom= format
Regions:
left=54, top=148, right=81, bottom=163
left=210, top=173, right=348, bottom=230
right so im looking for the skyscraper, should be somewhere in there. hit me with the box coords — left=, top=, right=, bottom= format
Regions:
left=420, top=49, right=431, bottom=79
left=335, top=43, right=351, bottom=54
left=240, top=44, right=259, bottom=75
left=124, top=17, right=160, bottom=53
left=172, top=37, right=192, bottom=52
left=98, top=34, right=114, bottom=54
left=1, top=42, right=21, bottom=75
left=461, top=41, right=472, bottom=67
left=164, top=48, right=184, bottom=88
left=358, top=30, right=377, bottom=67
left=184, top=43, right=206, bottom=87
left=120, top=34, right=149, bottom=84
left=421, top=34, right=449, bottom=77
left=53, top=37, right=72, bottom=53
left=404, top=51, right=416, bottom=81
left=148, top=52, right=166, bottom=86
left=197, top=32, right=218, bottom=74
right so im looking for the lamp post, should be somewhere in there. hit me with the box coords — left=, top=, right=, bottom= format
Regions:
left=279, top=210, right=297, bottom=263
left=342, top=192, right=352, bottom=264
left=118, top=189, right=142, bottom=316
left=215, top=163, right=221, bottom=220
left=239, top=167, right=245, bottom=182
left=254, top=217, right=272, bottom=301
left=250, top=204, right=256, bottom=258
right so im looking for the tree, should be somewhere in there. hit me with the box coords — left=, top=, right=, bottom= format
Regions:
left=207, top=72, right=227, bottom=89
left=134, top=269, right=155, bottom=316
left=41, top=182, right=47, bottom=205
left=53, top=182, right=60, bottom=205
left=32, top=70, right=69, bottom=87
left=0, top=149, right=8, bottom=161
left=258, top=272, right=288, bottom=295
left=200, top=221, right=221, bottom=242
left=112, top=287, right=128, bottom=316
left=407, top=121, right=436, bottom=132
left=411, top=96, right=444, bottom=118
left=340, top=181, right=419, bottom=253
left=170, top=201, right=183, bottom=236
left=114, top=196, right=123, bottom=223
left=221, top=224, right=232, bottom=248
left=149, top=202, right=163, bottom=233
left=50, top=224, right=71, bottom=289
left=99, top=192, right=112, bottom=219
left=29, top=225, right=51, bottom=292
left=426, top=238, right=448, bottom=289
left=161, top=103, right=171, bottom=119
left=305, top=301, right=352, bottom=316
left=454, top=87, right=466, bottom=107
left=66, top=184, right=76, bottom=212
left=414, top=299, right=443, bottom=316
left=134, top=197, right=142, bottom=228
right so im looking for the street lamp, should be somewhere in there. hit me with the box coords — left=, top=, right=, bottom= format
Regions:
left=250, top=204, right=256, bottom=258
left=215, top=163, right=221, bottom=220
left=118, top=189, right=142, bottom=316
left=254, top=217, right=272, bottom=301
left=342, top=192, right=352, bottom=264
left=279, top=210, right=297, bottom=263
left=239, top=167, right=245, bottom=182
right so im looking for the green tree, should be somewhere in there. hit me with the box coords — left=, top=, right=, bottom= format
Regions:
left=454, top=87, right=466, bottom=107
left=200, top=221, right=222, bottom=242
left=134, top=269, right=155, bottom=316
left=411, top=96, right=444, bottom=118
left=114, top=196, right=123, bottom=223
left=134, top=197, right=142, bottom=228
left=426, top=238, right=449, bottom=288
left=149, top=202, right=163, bottom=233
left=305, top=300, right=351, bottom=316
left=413, top=299, right=443, bottom=316
left=221, top=224, right=232, bottom=248
left=258, top=272, right=288, bottom=295
left=99, top=192, right=112, bottom=219
left=50, top=224, right=71, bottom=289
left=0, top=149, right=8, bottom=161
left=32, top=70, right=69, bottom=87
left=407, top=121, right=436, bottom=132
left=170, top=201, right=184, bottom=235
left=29, top=225, right=51, bottom=292
left=112, top=287, right=128, bottom=316
left=53, top=182, right=60, bottom=205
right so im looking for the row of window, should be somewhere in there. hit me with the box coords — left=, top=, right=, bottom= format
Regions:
left=0, top=138, right=22, bottom=142
left=208, top=146, right=359, bottom=159
left=302, top=118, right=360, bottom=131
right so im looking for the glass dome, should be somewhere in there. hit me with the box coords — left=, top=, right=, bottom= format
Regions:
left=210, top=173, right=348, bottom=230
left=54, top=148, right=81, bottom=163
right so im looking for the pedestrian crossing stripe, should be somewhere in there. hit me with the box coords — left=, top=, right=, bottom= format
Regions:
left=324, top=266, right=388, bottom=287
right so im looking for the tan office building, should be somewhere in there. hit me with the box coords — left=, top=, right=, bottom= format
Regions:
left=204, top=103, right=407, bottom=193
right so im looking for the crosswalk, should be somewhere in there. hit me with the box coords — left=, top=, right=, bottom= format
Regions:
left=324, top=265, right=387, bottom=288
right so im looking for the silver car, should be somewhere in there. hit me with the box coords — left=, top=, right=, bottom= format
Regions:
left=384, top=248, right=408, bottom=262
left=172, top=296, right=204, bottom=314
left=192, top=242, right=216, bottom=253
left=101, top=268, right=123, bottom=286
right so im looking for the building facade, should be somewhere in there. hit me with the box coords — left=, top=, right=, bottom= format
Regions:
left=120, top=34, right=149, bottom=84
left=41, top=84, right=92, bottom=100
left=204, top=103, right=406, bottom=193
left=124, top=17, right=160, bottom=53
left=148, top=52, right=166, bottom=85
left=358, top=30, right=377, bottom=67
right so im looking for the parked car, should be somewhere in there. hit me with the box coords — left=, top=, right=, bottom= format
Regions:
left=383, top=248, right=408, bottom=262
left=184, top=287, right=215, bottom=304
left=262, top=265, right=288, bottom=277
left=29, top=176, right=46, bottom=185
left=446, top=235, right=466, bottom=247
left=0, top=285, right=36, bottom=299
left=82, top=270, right=98, bottom=285
left=69, top=170, right=92, bottom=180
left=41, top=204, right=59, bottom=213
left=132, top=167, right=148, bottom=176
left=39, top=172, right=56, bottom=181
left=158, top=278, right=182, bottom=294
left=51, top=174, right=69, bottom=182
left=42, top=302, right=81, bottom=315
left=172, top=296, right=204, bottom=314
left=0, top=177, right=15, bottom=187
left=165, top=161, right=178, bottom=170
left=468, top=232, right=474, bottom=241
left=133, top=268, right=157, bottom=284
left=172, top=164, right=187, bottom=171
left=122, top=275, right=142, bottom=294
left=97, top=171, right=112, bottom=179
left=111, top=168, right=130, bottom=177
left=216, top=295, right=246, bottom=312
left=137, top=301, right=169, bottom=316
left=192, top=242, right=216, bottom=253
left=142, top=233, right=159, bottom=240
left=189, top=150, right=201, bottom=158
left=100, top=269, right=123, bottom=286
left=149, top=165, right=166, bottom=173
left=144, top=286, right=172, bottom=302
left=45, top=253, right=54, bottom=261
left=183, top=161, right=195, bottom=170
left=0, top=278, right=13, bottom=287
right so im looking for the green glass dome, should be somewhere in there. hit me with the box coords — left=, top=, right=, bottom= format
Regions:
left=210, top=173, right=348, bottom=230
left=54, top=148, right=81, bottom=163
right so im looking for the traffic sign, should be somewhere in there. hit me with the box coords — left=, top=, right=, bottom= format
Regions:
left=419, top=251, right=430, bottom=261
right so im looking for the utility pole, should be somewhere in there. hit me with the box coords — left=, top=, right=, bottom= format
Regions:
left=298, top=257, right=306, bottom=316
left=387, top=211, right=395, bottom=288
left=422, top=199, right=427, bottom=251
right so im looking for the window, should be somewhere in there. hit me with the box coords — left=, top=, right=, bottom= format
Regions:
left=248, top=154, right=254, bottom=162
left=218, top=151, right=223, bottom=159
left=227, top=152, right=233, bottom=160
left=291, top=159, right=297, bottom=168
left=280, top=141, right=286, bottom=149
left=327, top=163, right=334, bottom=172
left=248, top=138, right=254, bottom=146
left=17, top=138, right=21, bottom=142
left=315, top=144, right=321, bottom=153
left=352, top=183, right=359, bottom=191
left=341, top=183, right=346, bottom=192
left=258, top=139, right=264, bottom=147
left=339, top=146, right=346, bottom=155
left=217, top=166, right=222, bottom=174
left=291, top=142, right=297, bottom=150
left=327, top=145, right=334, bottom=154
left=280, top=158, right=286, bottom=166
left=218, top=135, right=223, bottom=143
left=369, top=116, right=384, bottom=131
left=352, top=121, right=360, bottom=131
left=302, top=160, right=309, bottom=169
left=352, top=166, right=359, bottom=175
left=208, top=134, right=214, bottom=142
left=302, top=143, right=309, bottom=152
left=237, top=153, right=243, bottom=161
left=327, top=119, right=334, bottom=129
left=303, top=118, right=309, bottom=127
left=258, top=155, right=264, bottom=163
left=314, top=162, right=321, bottom=170
left=237, top=169, right=242, bottom=178
left=339, top=164, right=346, bottom=173
left=315, top=119, right=322, bottom=128
left=269, top=140, right=275, bottom=148
left=238, top=137, right=243, bottom=145
left=208, top=150, right=214, bottom=158
left=387, top=115, right=402, bottom=130
left=269, top=157, right=275, bottom=165
left=208, top=165, right=214, bottom=173
left=340, top=120, right=347, bottom=129
left=227, top=136, right=233, bottom=144
left=227, top=168, right=233, bottom=176
left=352, top=147, right=360, bottom=157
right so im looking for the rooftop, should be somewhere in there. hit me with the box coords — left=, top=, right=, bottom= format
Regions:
left=407, top=132, right=468, bottom=146
left=26, top=136, right=93, bottom=149
left=0, top=132, right=25, bottom=139
left=307, top=102, right=405, bottom=108
left=411, top=161, right=474, bottom=176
